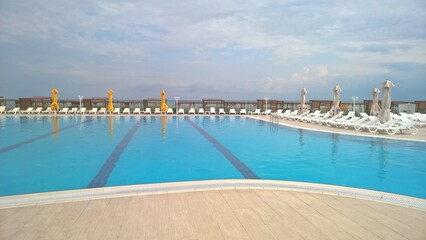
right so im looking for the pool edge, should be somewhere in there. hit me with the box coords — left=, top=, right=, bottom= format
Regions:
left=1, top=179, right=425, bottom=211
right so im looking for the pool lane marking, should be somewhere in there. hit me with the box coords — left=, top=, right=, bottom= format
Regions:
left=87, top=120, right=142, bottom=188
left=0, top=120, right=93, bottom=154
left=186, top=119, right=259, bottom=179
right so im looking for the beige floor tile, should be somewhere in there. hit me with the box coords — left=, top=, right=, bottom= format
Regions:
left=0, top=189, right=424, bottom=240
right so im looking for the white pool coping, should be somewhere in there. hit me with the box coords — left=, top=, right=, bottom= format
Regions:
left=1, top=180, right=425, bottom=211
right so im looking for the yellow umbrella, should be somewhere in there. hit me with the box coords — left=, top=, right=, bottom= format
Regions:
left=107, top=89, right=114, bottom=112
left=50, top=88, right=59, bottom=111
left=160, top=90, right=168, bottom=112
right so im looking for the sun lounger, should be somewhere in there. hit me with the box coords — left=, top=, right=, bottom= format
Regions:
left=98, top=108, right=107, bottom=114
left=288, top=110, right=310, bottom=121
left=271, top=109, right=283, bottom=116
left=206, top=107, right=216, bottom=114
left=342, top=114, right=369, bottom=129
left=167, top=108, right=173, bottom=114
left=8, top=107, right=20, bottom=114
left=229, top=109, right=236, bottom=114
left=88, top=108, right=98, bottom=114
left=154, top=108, right=161, bottom=114
left=0, top=106, right=5, bottom=114
left=239, top=109, right=247, bottom=115
left=144, top=108, right=151, bottom=114
left=282, top=110, right=298, bottom=119
left=317, top=112, right=343, bottom=125
left=249, top=109, right=261, bottom=115
left=133, top=108, right=141, bottom=114
left=123, top=108, right=130, bottom=114
left=21, top=107, right=34, bottom=114
left=188, top=108, right=196, bottom=114
left=177, top=108, right=185, bottom=114
left=326, top=111, right=355, bottom=127
left=309, top=112, right=330, bottom=124
left=297, top=110, right=320, bottom=122
left=354, top=116, right=379, bottom=131
left=67, top=108, right=77, bottom=114
left=372, top=120, right=418, bottom=135
left=277, top=110, right=291, bottom=118
left=262, top=109, right=272, bottom=115
left=367, top=119, right=400, bottom=133
left=113, top=108, right=121, bottom=114
left=198, top=108, right=205, bottom=114
left=219, top=108, right=226, bottom=114
left=31, top=107, right=43, bottom=114
left=78, top=108, right=87, bottom=114
left=40, top=107, right=51, bottom=114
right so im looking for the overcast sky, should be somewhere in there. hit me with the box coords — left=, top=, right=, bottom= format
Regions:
left=1, top=1, right=425, bottom=101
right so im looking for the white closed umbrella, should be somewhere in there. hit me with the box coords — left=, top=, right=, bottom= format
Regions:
left=378, top=80, right=395, bottom=123
left=328, top=84, right=342, bottom=116
left=370, top=88, right=381, bottom=116
left=299, top=88, right=308, bottom=114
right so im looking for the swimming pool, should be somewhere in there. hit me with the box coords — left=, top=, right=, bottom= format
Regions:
left=0, top=116, right=425, bottom=198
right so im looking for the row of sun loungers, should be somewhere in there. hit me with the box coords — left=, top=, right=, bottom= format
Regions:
left=1, top=105, right=424, bottom=135
left=274, top=109, right=425, bottom=135
left=0, top=106, right=274, bottom=115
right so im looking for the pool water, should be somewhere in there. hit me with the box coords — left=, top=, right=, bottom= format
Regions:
left=0, top=116, right=425, bottom=198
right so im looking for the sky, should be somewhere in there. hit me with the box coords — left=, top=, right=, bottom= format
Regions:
left=0, top=0, right=425, bottom=101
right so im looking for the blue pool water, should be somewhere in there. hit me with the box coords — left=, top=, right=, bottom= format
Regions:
left=0, top=116, right=425, bottom=198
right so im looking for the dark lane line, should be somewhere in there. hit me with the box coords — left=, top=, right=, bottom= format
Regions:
left=87, top=120, right=142, bottom=188
left=186, top=118, right=259, bottom=179
left=0, top=119, right=92, bottom=154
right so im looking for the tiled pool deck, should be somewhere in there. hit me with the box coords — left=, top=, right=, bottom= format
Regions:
left=1, top=114, right=425, bottom=239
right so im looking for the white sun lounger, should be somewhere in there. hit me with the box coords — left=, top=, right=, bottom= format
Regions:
left=239, top=109, right=247, bottom=115
left=198, top=108, right=205, bottom=114
left=88, top=108, right=98, bottom=114
left=219, top=108, right=226, bottom=114
left=123, top=108, right=130, bottom=114
left=188, top=108, right=196, bottom=114
left=21, top=107, right=34, bottom=114
left=318, top=112, right=344, bottom=125
left=113, top=108, right=121, bottom=114
left=57, top=108, right=68, bottom=114
left=250, top=109, right=261, bottom=115
left=271, top=109, right=283, bottom=116
left=354, top=116, right=379, bottom=131
left=0, top=106, right=5, bottom=114
left=206, top=107, right=216, bottom=114
left=177, top=108, right=185, bottom=114
left=68, top=108, right=78, bottom=114
left=144, top=108, right=151, bottom=114
left=373, top=121, right=418, bottom=135
left=262, top=109, right=272, bottom=115
left=31, top=107, right=43, bottom=114
left=326, top=111, right=355, bottom=127
left=282, top=110, right=298, bottom=119
left=133, top=108, right=141, bottom=114
left=78, top=108, right=87, bottom=114
left=229, top=109, right=236, bottom=114
left=154, top=108, right=161, bottom=114
left=167, top=108, right=173, bottom=114
left=8, top=107, right=20, bottom=114
left=98, top=108, right=107, bottom=114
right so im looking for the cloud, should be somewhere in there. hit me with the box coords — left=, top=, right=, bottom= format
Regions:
left=0, top=0, right=425, bottom=101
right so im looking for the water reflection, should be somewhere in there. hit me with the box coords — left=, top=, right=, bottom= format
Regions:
left=52, top=116, right=59, bottom=140
left=161, top=116, right=167, bottom=138
left=370, top=139, right=389, bottom=180
left=108, top=116, right=114, bottom=137
left=299, top=129, right=305, bottom=147
left=331, top=133, right=339, bottom=163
